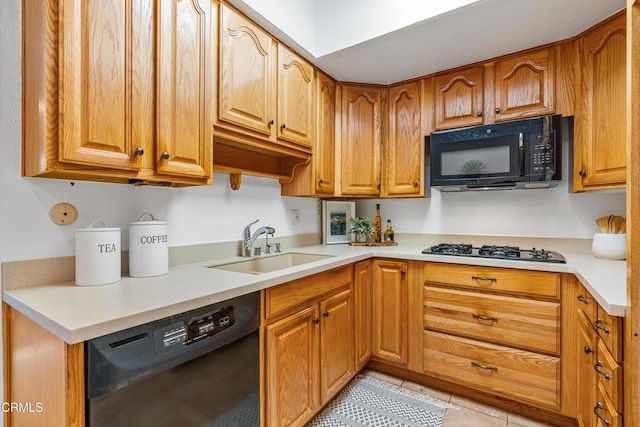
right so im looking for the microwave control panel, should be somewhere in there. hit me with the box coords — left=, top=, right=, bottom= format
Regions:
left=531, top=132, right=556, bottom=173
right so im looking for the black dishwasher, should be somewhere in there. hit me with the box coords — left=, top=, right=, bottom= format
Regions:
left=85, top=292, right=260, bottom=427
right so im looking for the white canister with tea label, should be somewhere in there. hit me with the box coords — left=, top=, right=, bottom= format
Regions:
left=75, top=220, right=121, bottom=286
left=129, top=212, right=169, bottom=277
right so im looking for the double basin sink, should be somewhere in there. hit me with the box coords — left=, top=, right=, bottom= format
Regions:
left=208, top=252, right=334, bottom=275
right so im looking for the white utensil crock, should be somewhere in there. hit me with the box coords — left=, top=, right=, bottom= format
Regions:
left=75, top=220, right=121, bottom=286
left=129, top=212, right=169, bottom=277
left=592, top=233, right=626, bottom=260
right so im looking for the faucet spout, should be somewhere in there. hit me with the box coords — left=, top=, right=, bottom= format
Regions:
left=242, top=220, right=276, bottom=257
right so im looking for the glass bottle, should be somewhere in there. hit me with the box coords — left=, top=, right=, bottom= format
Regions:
left=374, top=204, right=382, bottom=243
left=383, top=219, right=394, bottom=242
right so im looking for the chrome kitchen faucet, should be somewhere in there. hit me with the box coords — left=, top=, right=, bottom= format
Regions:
left=242, top=219, right=276, bottom=257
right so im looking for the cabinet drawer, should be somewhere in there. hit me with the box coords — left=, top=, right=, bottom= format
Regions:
left=595, top=306, right=623, bottom=362
left=265, top=266, right=352, bottom=320
left=424, top=263, right=560, bottom=300
left=594, top=382, right=622, bottom=427
left=423, top=330, right=560, bottom=410
left=595, top=340, right=623, bottom=412
left=424, top=286, right=560, bottom=355
left=576, top=283, right=599, bottom=326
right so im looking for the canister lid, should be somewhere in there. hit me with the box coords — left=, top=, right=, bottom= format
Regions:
left=129, top=212, right=167, bottom=226
left=76, top=220, right=121, bottom=233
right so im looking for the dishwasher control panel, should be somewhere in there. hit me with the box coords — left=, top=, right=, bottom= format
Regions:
left=153, top=305, right=236, bottom=354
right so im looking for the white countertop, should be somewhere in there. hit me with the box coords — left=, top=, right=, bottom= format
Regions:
left=3, top=244, right=627, bottom=344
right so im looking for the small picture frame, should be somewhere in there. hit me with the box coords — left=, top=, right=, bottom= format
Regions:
left=322, top=201, right=356, bottom=244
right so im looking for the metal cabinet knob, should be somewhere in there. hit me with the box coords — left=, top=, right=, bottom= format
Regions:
left=134, top=147, right=144, bottom=156
left=577, top=294, right=590, bottom=304
left=160, top=152, right=170, bottom=160
left=579, top=170, right=587, bottom=177
left=281, top=123, right=286, bottom=129
left=268, top=119, right=274, bottom=126
left=584, top=346, right=594, bottom=354
left=413, top=181, right=419, bottom=187
left=312, top=318, right=319, bottom=324
left=323, top=311, right=330, bottom=317
left=494, top=107, right=501, bottom=114
left=476, top=111, right=483, bottom=117
left=318, top=179, right=324, bottom=184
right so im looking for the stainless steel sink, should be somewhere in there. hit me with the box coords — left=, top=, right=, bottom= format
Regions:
left=208, top=253, right=334, bottom=274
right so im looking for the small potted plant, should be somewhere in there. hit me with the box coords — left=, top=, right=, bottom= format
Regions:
left=349, top=217, right=374, bottom=243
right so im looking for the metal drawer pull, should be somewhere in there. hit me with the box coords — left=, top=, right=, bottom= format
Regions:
left=473, top=314, right=498, bottom=322
left=577, top=294, right=590, bottom=304
left=584, top=346, right=594, bottom=354
left=594, top=318, right=611, bottom=334
left=471, top=361, right=498, bottom=371
left=593, top=402, right=610, bottom=425
left=471, top=276, right=497, bottom=282
left=594, top=361, right=612, bottom=379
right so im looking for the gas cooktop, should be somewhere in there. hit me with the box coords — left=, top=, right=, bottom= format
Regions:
left=422, top=243, right=566, bottom=263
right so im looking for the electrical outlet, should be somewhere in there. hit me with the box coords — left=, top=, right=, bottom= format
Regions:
left=290, top=209, right=300, bottom=225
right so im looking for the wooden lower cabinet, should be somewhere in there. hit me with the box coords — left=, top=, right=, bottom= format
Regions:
left=3, top=304, right=84, bottom=427
left=575, top=283, right=624, bottom=427
left=422, top=262, right=564, bottom=414
left=262, top=266, right=354, bottom=427
left=353, top=260, right=373, bottom=370
left=372, top=259, right=408, bottom=366
left=264, top=304, right=320, bottom=427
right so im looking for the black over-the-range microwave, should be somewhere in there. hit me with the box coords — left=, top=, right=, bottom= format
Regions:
left=427, top=114, right=563, bottom=191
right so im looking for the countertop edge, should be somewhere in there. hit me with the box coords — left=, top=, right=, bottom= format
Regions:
left=3, top=245, right=627, bottom=343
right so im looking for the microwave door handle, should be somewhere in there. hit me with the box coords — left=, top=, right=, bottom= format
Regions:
left=518, top=132, right=525, bottom=176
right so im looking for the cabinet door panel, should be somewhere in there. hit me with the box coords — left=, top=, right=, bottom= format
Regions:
left=372, top=260, right=407, bottom=365
left=494, top=49, right=554, bottom=121
left=575, top=15, right=626, bottom=189
left=265, top=305, right=319, bottom=427
left=314, top=72, right=336, bottom=194
left=59, top=0, right=142, bottom=170
left=278, top=45, right=314, bottom=148
left=434, top=67, right=484, bottom=130
left=157, top=0, right=213, bottom=178
left=320, top=289, right=354, bottom=404
left=386, top=81, right=422, bottom=196
left=354, top=260, right=372, bottom=370
left=341, top=85, right=382, bottom=196
left=577, top=311, right=598, bottom=427
left=219, top=4, right=275, bottom=137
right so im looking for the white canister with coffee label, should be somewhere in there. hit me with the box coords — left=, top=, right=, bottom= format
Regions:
left=75, top=220, right=121, bottom=286
left=129, top=212, right=169, bottom=277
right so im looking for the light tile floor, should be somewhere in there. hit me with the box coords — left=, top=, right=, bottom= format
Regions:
left=362, top=370, right=556, bottom=427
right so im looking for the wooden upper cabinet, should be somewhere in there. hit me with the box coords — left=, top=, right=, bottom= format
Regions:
left=157, top=0, right=213, bottom=179
left=574, top=14, right=627, bottom=191
left=385, top=81, right=423, bottom=196
left=340, top=84, right=382, bottom=196
left=434, top=66, right=484, bottom=130
left=279, top=71, right=334, bottom=196
left=59, top=0, right=145, bottom=170
left=278, top=45, right=314, bottom=148
left=314, top=72, right=336, bottom=194
left=493, top=48, right=555, bottom=121
left=218, top=3, right=276, bottom=138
